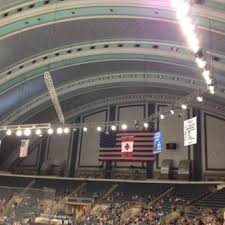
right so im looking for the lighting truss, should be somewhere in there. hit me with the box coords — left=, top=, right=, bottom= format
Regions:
left=44, top=71, right=65, bottom=124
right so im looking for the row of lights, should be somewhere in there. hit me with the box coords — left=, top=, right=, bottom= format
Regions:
left=4, top=123, right=151, bottom=136
left=172, top=0, right=215, bottom=94
left=5, top=127, right=70, bottom=136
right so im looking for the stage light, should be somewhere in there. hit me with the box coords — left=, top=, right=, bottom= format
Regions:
left=96, top=126, right=102, bottom=132
left=64, top=127, right=70, bottom=134
left=209, top=85, right=215, bottom=94
left=160, top=114, right=165, bottom=120
left=181, top=104, right=187, bottom=110
left=83, top=127, right=88, bottom=132
left=111, top=125, right=117, bottom=131
left=143, top=122, right=149, bottom=128
left=47, top=128, right=54, bottom=135
left=57, top=127, right=63, bottom=134
left=196, top=57, right=206, bottom=69
left=170, top=109, right=175, bottom=115
left=6, top=130, right=12, bottom=136
left=16, top=130, right=22, bottom=136
left=24, top=129, right=31, bottom=136
left=121, top=124, right=127, bottom=130
left=35, top=129, right=42, bottom=135
left=202, top=70, right=212, bottom=85
left=197, top=96, right=203, bottom=102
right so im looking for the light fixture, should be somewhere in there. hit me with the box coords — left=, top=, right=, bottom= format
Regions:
left=96, top=126, right=102, bottom=132
left=143, top=122, right=149, bottom=128
left=121, top=124, right=127, bottom=130
left=196, top=96, right=203, bottom=102
left=6, top=130, right=12, bottom=136
left=64, top=127, right=70, bottom=134
left=24, top=129, right=31, bottom=136
left=35, top=129, right=42, bottom=135
left=16, top=130, right=22, bottom=136
left=57, top=127, right=63, bottom=134
left=111, top=125, right=117, bottom=131
left=83, top=127, right=88, bottom=132
left=47, top=128, right=54, bottom=135
left=209, top=85, right=215, bottom=95
left=181, top=104, right=187, bottom=110
left=160, top=114, right=165, bottom=120
left=196, top=57, right=206, bottom=69
left=170, top=109, right=175, bottom=115
left=203, top=70, right=212, bottom=85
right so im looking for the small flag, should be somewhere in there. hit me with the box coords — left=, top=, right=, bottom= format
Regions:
left=121, top=136, right=134, bottom=157
left=19, top=140, right=29, bottom=158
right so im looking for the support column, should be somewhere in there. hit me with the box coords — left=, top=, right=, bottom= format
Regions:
left=37, top=136, right=48, bottom=175
left=192, top=108, right=202, bottom=181
left=146, top=103, right=155, bottom=179
left=104, top=106, right=116, bottom=179
left=67, top=117, right=81, bottom=177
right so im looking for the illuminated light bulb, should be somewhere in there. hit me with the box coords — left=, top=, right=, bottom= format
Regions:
left=196, top=57, right=206, bottom=69
left=170, top=110, right=175, bottom=115
left=47, top=128, right=54, bottom=135
left=83, top=127, right=88, bottom=132
left=16, top=130, right=22, bottom=136
left=57, top=127, right=63, bottom=134
left=63, top=127, right=70, bottom=134
left=111, top=125, right=117, bottom=131
left=143, top=122, right=149, bottom=128
left=209, top=85, right=215, bottom=95
left=35, top=129, right=42, bottom=135
left=24, top=129, right=31, bottom=136
left=202, top=70, right=212, bottom=85
left=197, top=96, right=203, bottom=102
left=160, top=114, right=165, bottom=120
left=6, top=130, right=12, bottom=136
left=181, top=104, right=187, bottom=110
left=96, top=126, right=102, bottom=132
left=121, top=124, right=128, bottom=130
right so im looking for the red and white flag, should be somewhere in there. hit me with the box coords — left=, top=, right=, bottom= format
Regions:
left=19, top=140, right=29, bottom=158
left=121, top=136, right=134, bottom=157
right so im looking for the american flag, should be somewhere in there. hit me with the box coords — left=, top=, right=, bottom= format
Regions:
left=99, top=131, right=155, bottom=162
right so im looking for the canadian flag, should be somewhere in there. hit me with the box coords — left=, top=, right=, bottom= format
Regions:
left=19, top=140, right=29, bottom=158
left=121, top=136, right=134, bottom=157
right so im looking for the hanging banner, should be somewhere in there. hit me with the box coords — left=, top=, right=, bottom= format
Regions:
left=19, top=140, right=29, bottom=158
left=153, top=130, right=163, bottom=154
left=184, top=117, right=197, bottom=146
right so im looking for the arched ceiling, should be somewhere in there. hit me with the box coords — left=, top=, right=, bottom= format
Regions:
left=0, top=0, right=225, bottom=124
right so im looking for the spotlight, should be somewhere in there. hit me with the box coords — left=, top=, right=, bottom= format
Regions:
left=209, top=85, right=215, bottom=95
left=143, top=122, right=149, bottom=129
left=160, top=114, right=165, bottom=120
left=24, top=129, right=31, bottom=136
left=121, top=124, right=127, bottom=130
left=57, top=127, right=63, bottom=134
left=170, top=109, right=175, bottom=115
left=202, top=70, right=212, bottom=85
left=35, top=129, right=42, bottom=135
left=111, top=125, right=117, bottom=131
left=197, top=96, right=203, bottom=102
left=6, top=130, right=12, bottom=136
left=83, top=127, right=88, bottom=132
left=96, top=126, right=102, bottom=132
left=64, top=127, right=70, bottom=134
left=196, top=57, right=206, bottom=69
left=47, top=128, right=54, bottom=135
left=181, top=104, right=187, bottom=110
left=16, top=130, right=22, bottom=136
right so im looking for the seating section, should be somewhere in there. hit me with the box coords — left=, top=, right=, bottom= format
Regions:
left=77, top=181, right=113, bottom=198
left=160, top=184, right=210, bottom=213
left=111, top=183, right=170, bottom=202
left=194, top=187, right=225, bottom=210
left=0, top=175, right=224, bottom=224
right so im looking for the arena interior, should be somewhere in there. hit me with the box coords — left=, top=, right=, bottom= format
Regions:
left=0, top=0, right=225, bottom=224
